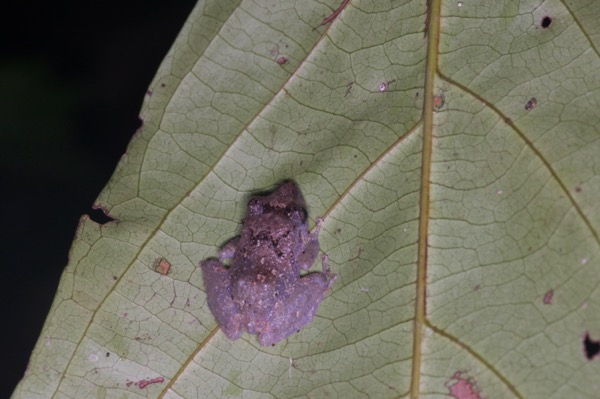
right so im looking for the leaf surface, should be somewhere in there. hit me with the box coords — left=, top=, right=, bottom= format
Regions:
left=14, top=0, right=600, bottom=398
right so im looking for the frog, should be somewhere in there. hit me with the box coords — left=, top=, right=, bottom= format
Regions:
left=200, top=182, right=336, bottom=346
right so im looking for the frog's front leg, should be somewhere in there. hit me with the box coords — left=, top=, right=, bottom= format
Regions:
left=218, top=237, right=240, bottom=260
left=200, top=259, right=242, bottom=340
left=296, top=217, right=323, bottom=270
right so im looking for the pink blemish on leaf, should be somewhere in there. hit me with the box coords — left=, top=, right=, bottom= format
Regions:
left=126, top=377, right=165, bottom=389
left=154, top=257, right=171, bottom=275
left=433, top=94, right=445, bottom=110
left=138, top=377, right=164, bottom=389
left=320, top=0, right=351, bottom=26
left=447, top=371, right=482, bottom=399
left=583, top=332, right=600, bottom=361
left=543, top=289, right=554, bottom=305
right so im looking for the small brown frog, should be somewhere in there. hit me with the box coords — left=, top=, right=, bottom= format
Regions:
left=200, top=182, right=336, bottom=346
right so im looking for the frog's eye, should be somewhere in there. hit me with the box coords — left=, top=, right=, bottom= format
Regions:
left=287, top=207, right=307, bottom=225
left=248, top=198, right=265, bottom=216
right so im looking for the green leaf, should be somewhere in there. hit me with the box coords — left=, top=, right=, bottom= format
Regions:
left=14, top=0, right=600, bottom=397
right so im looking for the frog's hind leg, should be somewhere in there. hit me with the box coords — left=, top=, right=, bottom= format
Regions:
left=200, top=259, right=242, bottom=341
left=257, top=271, right=334, bottom=346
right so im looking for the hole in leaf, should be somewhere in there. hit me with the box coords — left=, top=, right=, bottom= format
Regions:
left=583, top=332, right=600, bottom=360
left=541, top=16, right=552, bottom=28
left=88, top=207, right=115, bottom=225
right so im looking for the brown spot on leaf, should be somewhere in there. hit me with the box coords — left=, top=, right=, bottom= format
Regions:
left=525, top=97, right=537, bottom=111
left=345, top=82, right=353, bottom=97
left=541, top=16, right=552, bottom=29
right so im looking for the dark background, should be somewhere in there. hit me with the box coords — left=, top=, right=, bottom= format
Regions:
left=2, top=1, right=196, bottom=395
